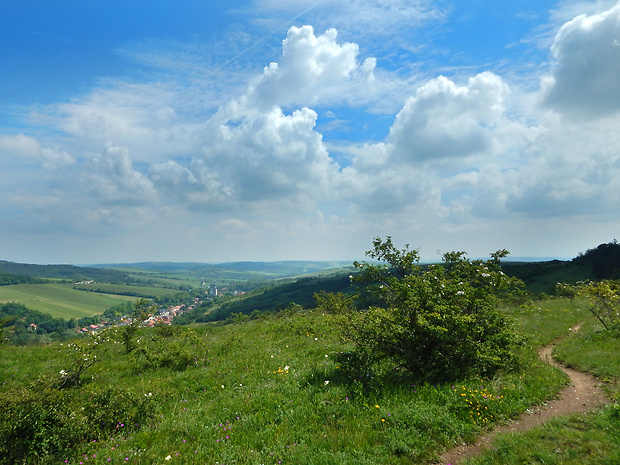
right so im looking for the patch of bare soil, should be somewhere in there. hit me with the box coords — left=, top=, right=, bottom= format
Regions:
left=437, top=323, right=609, bottom=465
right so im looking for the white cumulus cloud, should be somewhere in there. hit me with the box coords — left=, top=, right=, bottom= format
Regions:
left=82, top=143, right=158, bottom=206
left=192, top=106, right=338, bottom=211
left=387, top=72, right=510, bottom=162
left=542, top=2, right=620, bottom=118
left=0, top=133, right=74, bottom=169
left=248, top=25, right=375, bottom=109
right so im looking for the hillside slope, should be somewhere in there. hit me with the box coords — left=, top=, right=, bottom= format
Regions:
left=0, top=261, right=129, bottom=283
left=503, top=241, right=620, bottom=293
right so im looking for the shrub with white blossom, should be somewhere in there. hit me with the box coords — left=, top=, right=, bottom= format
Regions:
left=340, top=236, right=524, bottom=382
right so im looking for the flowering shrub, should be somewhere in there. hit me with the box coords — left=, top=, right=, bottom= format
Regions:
left=56, top=329, right=112, bottom=388
left=340, top=236, right=524, bottom=382
left=0, top=382, right=159, bottom=464
left=578, top=280, right=620, bottom=332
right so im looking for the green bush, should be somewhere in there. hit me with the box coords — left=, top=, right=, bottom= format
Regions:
left=0, top=384, right=85, bottom=463
left=314, top=290, right=356, bottom=314
left=578, top=280, right=620, bottom=332
left=340, top=236, right=524, bottom=383
left=130, top=325, right=207, bottom=371
left=83, top=387, right=159, bottom=435
left=117, top=298, right=155, bottom=354
left=0, top=382, right=159, bottom=464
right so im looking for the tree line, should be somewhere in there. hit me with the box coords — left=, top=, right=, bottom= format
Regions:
left=0, top=272, right=47, bottom=286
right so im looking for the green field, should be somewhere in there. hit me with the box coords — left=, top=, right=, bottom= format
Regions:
left=0, top=284, right=137, bottom=319
left=72, top=282, right=187, bottom=299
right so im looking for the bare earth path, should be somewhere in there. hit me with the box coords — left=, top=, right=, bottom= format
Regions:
left=438, top=324, right=609, bottom=465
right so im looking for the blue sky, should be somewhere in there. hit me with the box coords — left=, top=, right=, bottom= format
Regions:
left=1, top=0, right=620, bottom=264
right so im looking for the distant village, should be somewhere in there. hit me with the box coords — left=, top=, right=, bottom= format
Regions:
left=74, top=302, right=190, bottom=334
left=70, top=282, right=245, bottom=334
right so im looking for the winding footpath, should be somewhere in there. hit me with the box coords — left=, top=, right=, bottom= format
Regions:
left=438, top=323, right=610, bottom=465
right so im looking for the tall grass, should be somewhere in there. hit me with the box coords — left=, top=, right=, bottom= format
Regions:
left=465, top=410, right=620, bottom=465
left=0, top=297, right=615, bottom=464
left=465, top=298, right=620, bottom=465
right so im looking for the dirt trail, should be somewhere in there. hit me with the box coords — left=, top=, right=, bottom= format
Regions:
left=438, top=323, right=609, bottom=465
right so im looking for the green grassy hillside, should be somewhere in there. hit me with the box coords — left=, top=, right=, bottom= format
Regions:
left=502, top=241, right=620, bottom=294
left=1, top=297, right=617, bottom=464
left=0, top=284, right=136, bottom=319
left=180, top=273, right=355, bottom=324
left=72, top=283, right=186, bottom=299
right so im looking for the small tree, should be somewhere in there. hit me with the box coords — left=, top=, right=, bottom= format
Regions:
left=0, top=316, right=16, bottom=344
left=341, top=236, right=524, bottom=383
left=118, top=298, right=156, bottom=354
left=579, top=280, right=620, bottom=332
left=555, top=282, right=579, bottom=304
left=314, top=290, right=356, bottom=314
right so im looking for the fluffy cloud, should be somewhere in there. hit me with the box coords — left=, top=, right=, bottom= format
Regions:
left=149, top=160, right=199, bottom=205
left=192, top=106, right=338, bottom=211
left=82, top=143, right=158, bottom=206
left=146, top=25, right=373, bottom=212
left=0, top=133, right=74, bottom=169
left=387, top=72, right=510, bottom=162
left=501, top=116, right=620, bottom=217
left=5, top=5, right=620, bottom=263
left=248, top=25, right=375, bottom=109
left=542, top=2, right=620, bottom=118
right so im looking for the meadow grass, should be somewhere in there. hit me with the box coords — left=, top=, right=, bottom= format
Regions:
left=464, top=298, right=620, bottom=465
left=0, top=283, right=135, bottom=319
left=465, top=410, right=620, bottom=465
left=554, top=323, right=620, bottom=382
left=0, top=298, right=616, bottom=464
left=72, top=283, right=185, bottom=299
left=503, top=296, right=592, bottom=347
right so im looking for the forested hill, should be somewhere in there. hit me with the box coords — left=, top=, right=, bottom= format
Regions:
left=0, top=260, right=129, bottom=283
left=93, top=260, right=354, bottom=281
left=572, top=241, right=620, bottom=280
left=502, top=240, right=620, bottom=293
